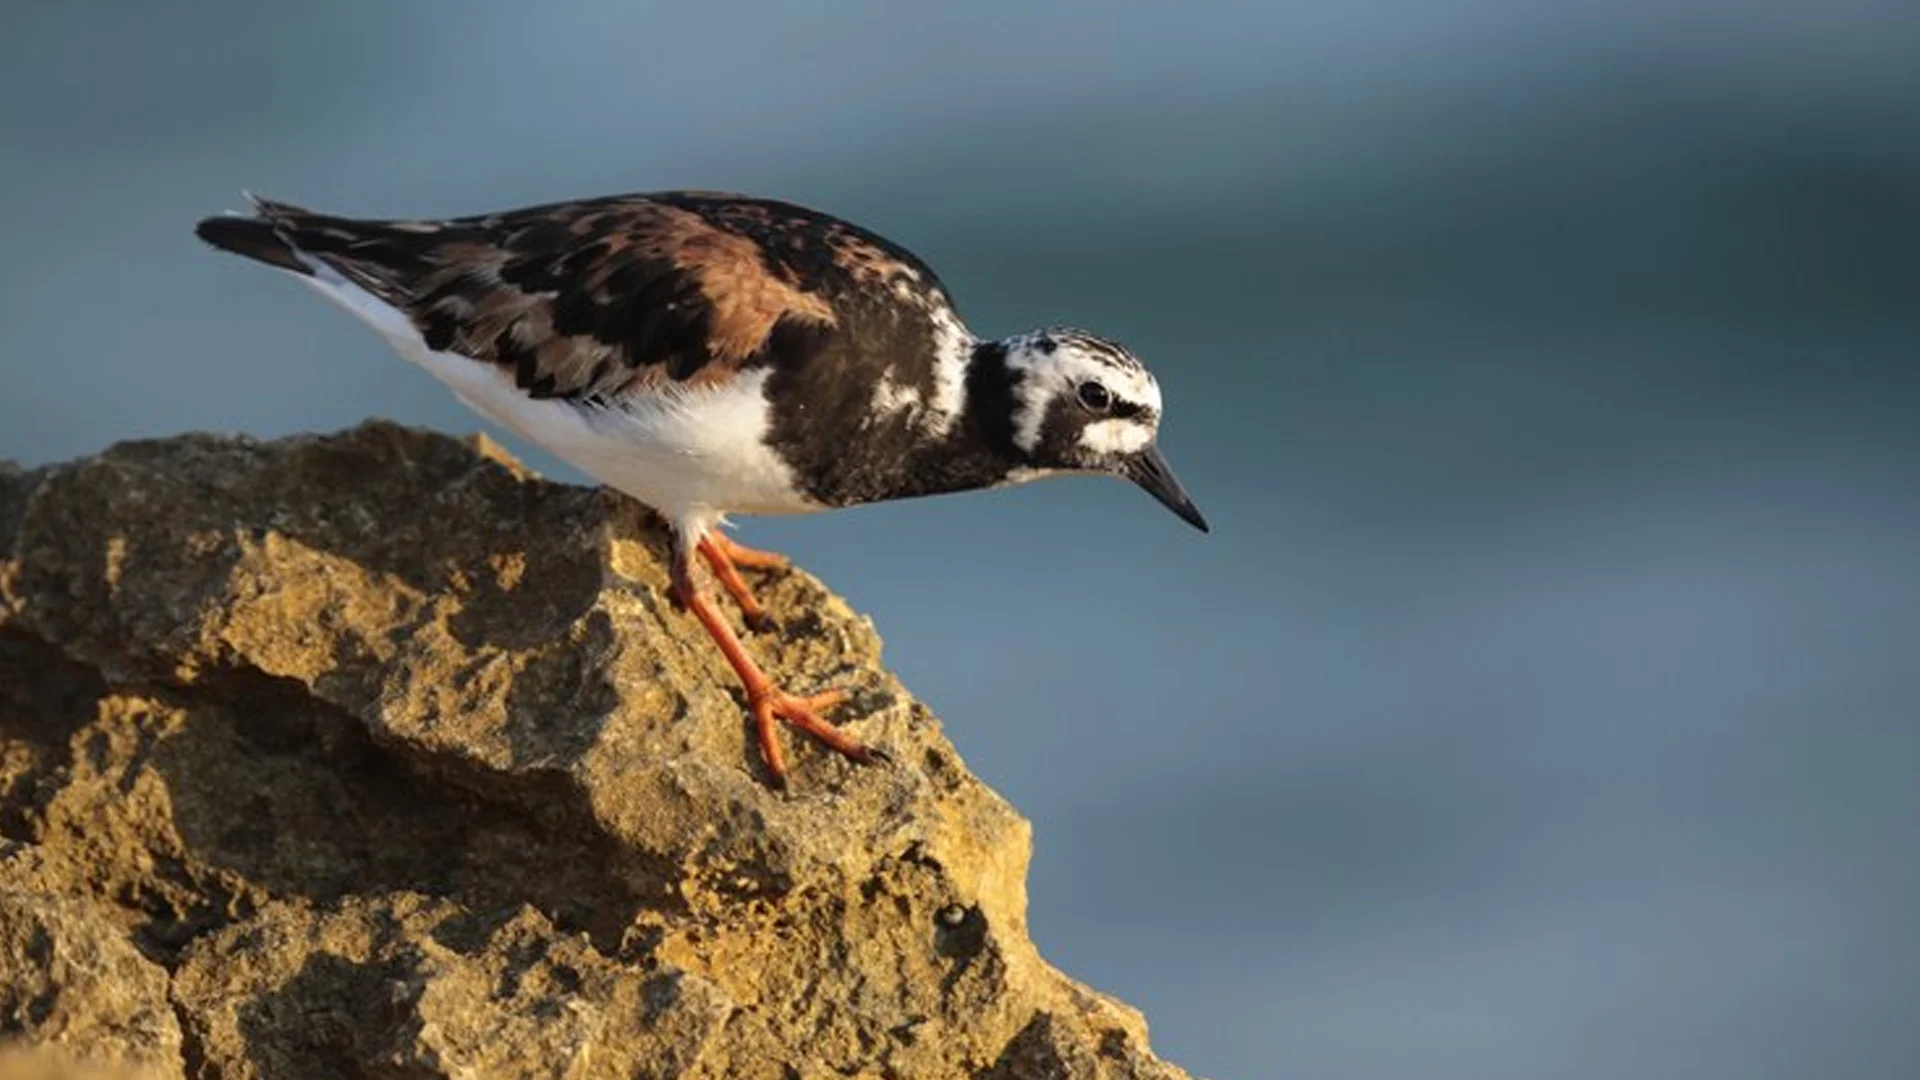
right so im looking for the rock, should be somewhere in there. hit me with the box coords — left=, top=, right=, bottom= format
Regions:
left=0, top=845, right=184, bottom=1079
left=0, top=422, right=1190, bottom=1079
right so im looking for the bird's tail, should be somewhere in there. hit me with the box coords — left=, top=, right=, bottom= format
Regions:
left=193, top=194, right=314, bottom=275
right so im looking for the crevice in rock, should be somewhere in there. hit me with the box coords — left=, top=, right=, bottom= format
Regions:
left=2, top=634, right=674, bottom=966
left=171, top=991, right=210, bottom=1080
left=0, top=629, right=108, bottom=835
left=175, top=661, right=679, bottom=959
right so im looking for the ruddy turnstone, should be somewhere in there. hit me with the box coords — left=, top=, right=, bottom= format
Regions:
left=195, top=191, right=1207, bottom=785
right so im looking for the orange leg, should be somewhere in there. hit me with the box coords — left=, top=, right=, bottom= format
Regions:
left=697, top=534, right=780, bottom=632
left=706, top=533, right=789, bottom=571
left=673, top=535, right=883, bottom=786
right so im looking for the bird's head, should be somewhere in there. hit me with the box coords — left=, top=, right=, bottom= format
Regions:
left=997, top=328, right=1208, bottom=532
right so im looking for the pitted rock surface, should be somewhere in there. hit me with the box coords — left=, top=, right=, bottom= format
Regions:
left=0, top=423, right=1189, bottom=1079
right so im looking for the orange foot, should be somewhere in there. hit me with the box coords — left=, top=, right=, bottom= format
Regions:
left=675, top=534, right=884, bottom=787
left=698, top=533, right=789, bottom=632
left=744, top=684, right=888, bottom=785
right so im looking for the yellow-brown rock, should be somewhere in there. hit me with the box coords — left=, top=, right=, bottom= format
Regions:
left=0, top=422, right=1190, bottom=1079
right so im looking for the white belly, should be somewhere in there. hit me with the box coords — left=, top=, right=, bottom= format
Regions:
left=426, top=352, right=820, bottom=520
left=290, top=261, right=820, bottom=527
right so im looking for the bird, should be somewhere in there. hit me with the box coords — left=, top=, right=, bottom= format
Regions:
left=194, top=190, right=1208, bottom=786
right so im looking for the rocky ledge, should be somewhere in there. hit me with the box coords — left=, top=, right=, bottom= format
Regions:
left=0, top=422, right=1191, bottom=1080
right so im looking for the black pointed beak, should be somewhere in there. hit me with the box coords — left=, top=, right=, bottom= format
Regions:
left=1125, top=445, right=1209, bottom=533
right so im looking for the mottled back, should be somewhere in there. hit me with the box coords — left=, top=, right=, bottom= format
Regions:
left=236, top=192, right=953, bottom=404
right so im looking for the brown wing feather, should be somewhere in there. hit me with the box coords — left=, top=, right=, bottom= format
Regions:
left=250, top=195, right=841, bottom=402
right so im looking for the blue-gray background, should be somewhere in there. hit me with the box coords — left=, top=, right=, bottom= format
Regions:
left=4, top=3, right=1917, bottom=1077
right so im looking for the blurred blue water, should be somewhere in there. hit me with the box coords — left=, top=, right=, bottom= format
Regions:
left=4, top=4, right=1918, bottom=1077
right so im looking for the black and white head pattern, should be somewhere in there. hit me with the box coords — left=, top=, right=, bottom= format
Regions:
left=1000, top=328, right=1163, bottom=471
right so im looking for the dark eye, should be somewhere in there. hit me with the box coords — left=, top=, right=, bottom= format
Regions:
left=1077, top=381, right=1112, bottom=412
